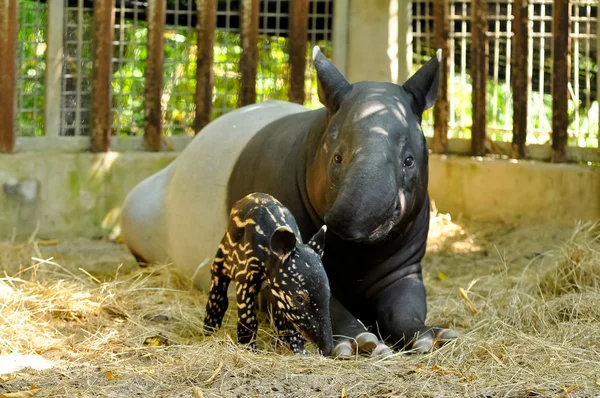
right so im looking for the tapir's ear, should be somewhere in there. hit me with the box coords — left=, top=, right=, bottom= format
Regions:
left=307, top=225, right=327, bottom=258
left=270, top=226, right=297, bottom=259
left=312, top=46, right=351, bottom=113
left=402, top=49, right=442, bottom=115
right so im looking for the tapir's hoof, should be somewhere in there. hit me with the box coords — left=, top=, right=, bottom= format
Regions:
left=436, top=328, right=459, bottom=345
left=411, top=328, right=459, bottom=353
left=370, top=343, right=394, bottom=359
left=332, top=341, right=354, bottom=359
left=411, top=336, right=434, bottom=353
left=202, top=325, right=216, bottom=337
left=353, top=332, right=379, bottom=354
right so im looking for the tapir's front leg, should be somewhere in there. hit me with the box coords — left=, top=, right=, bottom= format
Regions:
left=203, top=246, right=231, bottom=334
left=369, top=272, right=458, bottom=352
left=235, top=274, right=263, bottom=350
left=272, top=309, right=307, bottom=355
left=330, top=296, right=393, bottom=359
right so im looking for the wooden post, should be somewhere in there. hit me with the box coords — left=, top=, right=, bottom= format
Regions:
left=471, top=0, right=488, bottom=157
left=432, top=0, right=449, bottom=153
left=397, top=0, right=412, bottom=83
left=0, top=0, right=18, bottom=153
left=288, top=0, right=309, bottom=104
left=45, top=0, right=64, bottom=138
left=239, top=0, right=259, bottom=107
left=551, top=0, right=570, bottom=163
left=90, top=0, right=114, bottom=152
left=144, top=0, right=166, bottom=151
left=511, top=0, right=529, bottom=159
left=193, top=0, right=217, bottom=133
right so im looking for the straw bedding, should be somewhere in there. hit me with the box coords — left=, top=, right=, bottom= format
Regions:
left=1, top=209, right=599, bottom=397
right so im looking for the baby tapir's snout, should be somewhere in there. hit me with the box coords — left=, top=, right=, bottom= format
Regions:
left=311, top=308, right=333, bottom=356
left=270, top=224, right=334, bottom=356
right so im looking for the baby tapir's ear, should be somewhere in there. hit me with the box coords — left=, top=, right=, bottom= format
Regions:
left=308, top=225, right=327, bottom=258
left=270, top=226, right=297, bottom=259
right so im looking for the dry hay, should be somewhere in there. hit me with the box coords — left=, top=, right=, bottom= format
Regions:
left=1, top=214, right=599, bottom=398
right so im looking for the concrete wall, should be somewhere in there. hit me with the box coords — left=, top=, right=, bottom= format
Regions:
left=333, top=0, right=413, bottom=84
left=1, top=152, right=598, bottom=242
left=0, top=152, right=178, bottom=240
left=429, top=155, right=600, bottom=225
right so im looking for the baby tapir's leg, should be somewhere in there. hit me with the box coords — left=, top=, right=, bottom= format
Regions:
left=204, top=246, right=231, bottom=333
left=273, top=309, right=307, bottom=355
left=234, top=269, right=264, bottom=350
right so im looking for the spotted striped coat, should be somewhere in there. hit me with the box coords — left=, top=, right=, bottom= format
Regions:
left=203, top=193, right=333, bottom=356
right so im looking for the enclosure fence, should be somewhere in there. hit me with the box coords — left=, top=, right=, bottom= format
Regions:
left=412, top=0, right=599, bottom=163
left=0, top=0, right=598, bottom=163
left=2, top=0, right=332, bottom=152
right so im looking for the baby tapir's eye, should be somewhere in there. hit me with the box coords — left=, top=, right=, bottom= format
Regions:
left=293, top=293, right=306, bottom=305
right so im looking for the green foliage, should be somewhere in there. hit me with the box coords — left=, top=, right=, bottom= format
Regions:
left=16, top=0, right=47, bottom=137
left=416, top=61, right=599, bottom=148
left=13, top=2, right=597, bottom=149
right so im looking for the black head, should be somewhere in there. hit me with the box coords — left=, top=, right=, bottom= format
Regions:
left=307, top=46, right=441, bottom=243
left=267, top=225, right=333, bottom=356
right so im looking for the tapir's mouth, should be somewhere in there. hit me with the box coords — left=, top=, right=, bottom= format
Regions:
left=297, top=324, right=333, bottom=356
left=325, top=196, right=403, bottom=244
left=364, top=200, right=402, bottom=242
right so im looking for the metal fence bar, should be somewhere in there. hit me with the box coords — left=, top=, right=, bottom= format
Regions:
left=144, top=0, right=166, bottom=151
left=90, top=0, right=114, bottom=152
left=0, top=0, right=17, bottom=152
left=239, top=0, right=259, bottom=106
left=44, top=0, right=63, bottom=138
left=288, top=0, right=309, bottom=104
left=432, top=0, right=449, bottom=153
left=471, top=0, right=488, bottom=156
left=194, top=0, right=217, bottom=133
left=511, top=0, right=529, bottom=158
left=598, top=3, right=599, bottom=152
left=551, top=0, right=570, bottom=162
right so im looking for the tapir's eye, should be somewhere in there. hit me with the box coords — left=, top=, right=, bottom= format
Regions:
left=293, top=293, right=306, bottom=305
left=403, top=156, right=415, bottom=168
left=333, top=154, right=343, bottom=164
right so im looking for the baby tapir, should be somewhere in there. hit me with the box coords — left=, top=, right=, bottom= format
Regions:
left=203, top=193, right=333, bottom=356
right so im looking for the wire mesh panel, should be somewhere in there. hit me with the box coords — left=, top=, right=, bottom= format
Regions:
left=254, top=0, right=334, bottom=108
left=162, top=0, right=197, bottom=136
left=411, top=0, right=435, bottom=136
left=111, top=1, right=148, bottom=136
left=256, top=0, right=290, bottom=104
left=213, top=0, right=333, bottom=118
left=487, top=0, right=513, bottom=142
left=412, top=0, right=598, bottom=149
left=305, top=0, right=333, bottom=109
left=16, top=0, right=48, bottom=137
left=528, top=0, right=553, bottom=143
left=569, top=0, right=598, bottom=148
left=61, top=0, right=93, bottom=136
left=213, top=0, right=241, bottom=118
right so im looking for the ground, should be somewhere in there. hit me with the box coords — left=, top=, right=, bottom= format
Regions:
left=1, top=207, right=599, bottom=398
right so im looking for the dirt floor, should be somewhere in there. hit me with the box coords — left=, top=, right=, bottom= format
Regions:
left=1, top=208, right=599, bottom=398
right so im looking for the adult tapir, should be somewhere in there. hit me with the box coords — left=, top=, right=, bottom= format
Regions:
left=121, top=46, right=458, bottom=357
